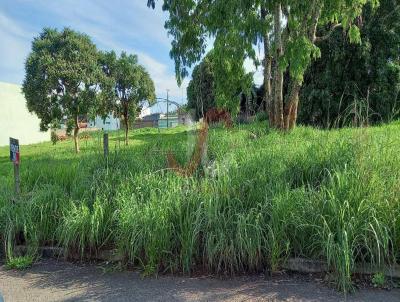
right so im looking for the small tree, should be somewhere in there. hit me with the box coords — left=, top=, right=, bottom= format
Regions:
left=100, top=51, right=156, bottom=145
left=188, top=52, right=253, bottom=120
left=187, top=55, right=216, bottom=120
left=23, top=27, right=103, bottom=153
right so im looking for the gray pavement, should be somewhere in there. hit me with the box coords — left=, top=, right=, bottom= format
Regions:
left=0, top=259, right=399, bottom=301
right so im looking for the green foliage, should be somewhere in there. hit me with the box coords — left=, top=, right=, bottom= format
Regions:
left=348, top=25, right=361, bottom=44
left=187, top=52, right=252, bottom=119
left=1, top=123, right=400, bottom=292
left=187, top=54, right=216, bottom=120
left=99, top=51, right=156, bottom=122
left=22, top=27, right=103, bottom=131
left=300, top=0, right=400, bottom=127
left=255, top=111, right=268, bottom=122
left=372, top=272, right=386, bottom=288
left=6, top=255, right=35, bottom=270
left=284, top=37, right=321, bottom=82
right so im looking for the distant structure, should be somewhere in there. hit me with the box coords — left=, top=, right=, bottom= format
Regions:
left=135, top=112, right=192, bottom=129
left=88, top=107, right=151, bottom=131
left=134, top=113, right=162, bottom=129
left=139, top=107, right=151, bottom=118
left=158, top=115, right=179, bottom=128
left=0, top=82, right=50, bottom=146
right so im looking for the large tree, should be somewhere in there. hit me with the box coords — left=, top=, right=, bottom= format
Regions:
left=99, top=51, right=156, bottom=145
left=23, top=27, right=103, bottom=153
left=147, top=0, right=376, bottom=130
left=299, top=0, right=400, bottom=127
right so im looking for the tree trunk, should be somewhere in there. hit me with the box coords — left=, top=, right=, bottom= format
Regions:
left=264, top=39, right=273, bottom=124
left=124, top=114, right=129, bottom=145
left=261, top=7, right=274, bottom=127
left=284, top=80, right=301, bottom=130
left=74, top=115, right=80, bottom=153
left=289, top=92, right=299, bottom=129
left=265, top=56, right=273, bottom=124
left=273, top=2, right=284, bottom=129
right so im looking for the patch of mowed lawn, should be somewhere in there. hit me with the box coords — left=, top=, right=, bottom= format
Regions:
left=0, top=122, right=399, bottom=292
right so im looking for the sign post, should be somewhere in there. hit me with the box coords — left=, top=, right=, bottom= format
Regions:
left=9, top=137, right=20, bottom=195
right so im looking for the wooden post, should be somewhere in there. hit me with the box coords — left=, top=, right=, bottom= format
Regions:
left=14, top=163, right=20, bottom=195
left=103, top=133, right=109, bottom=157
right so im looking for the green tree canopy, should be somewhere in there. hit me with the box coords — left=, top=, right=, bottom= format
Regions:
left=23, top=27, right=103, bottom=153
left=148, top=0, right=377, bottom=130
left=99, top=51, right=156, bottom=144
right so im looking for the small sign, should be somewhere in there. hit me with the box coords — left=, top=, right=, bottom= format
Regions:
left=10, top=137, right=20, bottom=164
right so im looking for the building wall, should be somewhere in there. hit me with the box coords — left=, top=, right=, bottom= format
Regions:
left=158, top=117, right=179, bottom=128
left=0, top=82, right=50, bottom=146
left=89, top=115, right=120, bottom=131
left=133, top=120, right=157, bottom=129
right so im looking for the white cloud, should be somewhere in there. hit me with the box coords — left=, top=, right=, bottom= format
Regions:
left=136, top=51, right=188, bottom=101
left=244, top=47, right=264, bottom=87
left=31, top=0, right=170, bottom=48
left=0, top=12, right=33, bottom=39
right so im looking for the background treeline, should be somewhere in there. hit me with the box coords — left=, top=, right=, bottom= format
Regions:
left=300, top=0, right=400, bottom=127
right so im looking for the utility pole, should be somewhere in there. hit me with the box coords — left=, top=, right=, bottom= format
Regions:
left=166, top=89, right=169, bottom=128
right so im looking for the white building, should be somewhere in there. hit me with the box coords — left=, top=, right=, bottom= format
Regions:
left=0, top=82, right=50, bottom=146
left=88, top=107, right=151, bottom=131
left=89, top=114, right=120, bottom=131
left=139, top=107, right=151, bottom=118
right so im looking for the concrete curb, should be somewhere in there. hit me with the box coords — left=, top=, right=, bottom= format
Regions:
left=283, top=257, right=400, bottom=278
left=14, top=245, right=124, bottom=262
left=11, top=248, right=400, bottom=278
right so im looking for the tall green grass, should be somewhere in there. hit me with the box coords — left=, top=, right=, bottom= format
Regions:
left=0, top=123, right=399, bottom=292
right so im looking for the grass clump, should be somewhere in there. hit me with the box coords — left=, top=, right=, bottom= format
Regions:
left=6, top=255, right=35, bottom=270
left=0, top=123, right=399, bottom=292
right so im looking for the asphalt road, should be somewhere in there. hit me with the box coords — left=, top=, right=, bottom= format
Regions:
left=0, top=259, right=399, bottom=302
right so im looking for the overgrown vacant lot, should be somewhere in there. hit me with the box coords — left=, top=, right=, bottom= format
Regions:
left=0, top=122, right=399, bottom=291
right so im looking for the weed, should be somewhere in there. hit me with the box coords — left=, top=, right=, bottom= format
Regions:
left=5, top=255, right=35, bottom=270
left=372, top=272, right=386, bottom=288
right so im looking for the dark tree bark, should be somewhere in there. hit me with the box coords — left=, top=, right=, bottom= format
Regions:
left=284, top=81, right=301, bottom=130
left=73, top=114, right=80, bottom=153
left=261, top=7, right=274, bottom=127
left=123, top=103, right=129, bottom=145
left=123, top=115, right=129, bottom=146
left=273, top=2, right=284, bottom=129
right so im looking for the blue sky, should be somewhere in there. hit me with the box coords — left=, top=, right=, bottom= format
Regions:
left=0, top=0, right=262, bottom=108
